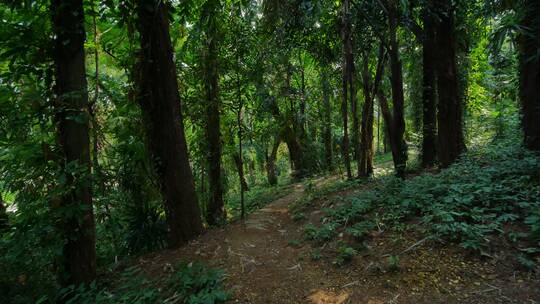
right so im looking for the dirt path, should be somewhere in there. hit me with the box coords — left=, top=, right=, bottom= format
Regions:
left=138, top=177, right=540, bottom=304
left=140, top=178, right=356, bottom=303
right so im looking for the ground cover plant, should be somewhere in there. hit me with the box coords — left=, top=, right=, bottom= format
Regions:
left=298, top=138, right=540, bottom=270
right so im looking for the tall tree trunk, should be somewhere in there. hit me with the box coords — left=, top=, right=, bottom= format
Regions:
left=299, top=53, right=307, bottom=144
left=321, top=68, right=333, bottom=171
left=341, top=0, right=352, bottom=179
left=268, top=92, right=308, bottom=178
left=421, top=6, right=437, bottom=167
left=359, top=46, right=385, bottom=177
left=349, top=53, right=360, bottom=168
left=0, top=195, right=8, bottom=232
left=266, top=136, right=280, bottom=186
left=51, top=0, right=96, bottom=286
left=232, top=153, right=248, bottom=191
left=432, top=0, right=463, bottom=167
left=519, top=0, right=540, bottom=150
left=377, top=104, right=381, bottom=153
left=234, top=51, right=247, bottom=219
left=203, top=0, right=225, bottom=225
left=359, top=60, right=373, bottom=177
left=281, top=125, right=306, bottom=178
left=386, top=1, right=408, bottom=177
left=135, top=0, right=203, bottom=247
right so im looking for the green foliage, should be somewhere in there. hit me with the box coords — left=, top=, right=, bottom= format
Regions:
left=120, top=199, right=167, bottom=255
left=303, top=139, right=540, bottom=264
left=34, top=263, right=228, bottom=304
left=288, top=239, right=303, bottom=247
left=387, top=255, right=400, bottom=271
left=167, top=262, right=229, bottom=304
left=292, top=212, right=306, bottom=221
left=334, top=245, right=357, bottom=266
left=346, top=221, right=376, bottom=240
left=304, top=223, right=337, bottom=243
left=0, top=0, right=537, bottom=301
left=310, top=249, right=322, bottom=261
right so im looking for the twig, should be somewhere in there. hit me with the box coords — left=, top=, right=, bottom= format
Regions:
left=381, top=237, right=430, bottom=258
left=341, top=280, right=359, bottom=288
left=400, top=237, right=430, bottom=255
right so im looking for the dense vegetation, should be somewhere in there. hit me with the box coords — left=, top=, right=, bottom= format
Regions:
left=295, top=139, right=540, bottom=266
left=0, top=0, right=538, bottom=303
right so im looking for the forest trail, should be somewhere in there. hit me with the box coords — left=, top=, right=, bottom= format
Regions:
left=138, top=176, right=539, bottom=304
left=139, top=176, right=362, bottom=303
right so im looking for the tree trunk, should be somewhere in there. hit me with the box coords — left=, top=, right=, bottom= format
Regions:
left=0, top=195, right=8, bottom=232
left=268, top=92, right=309, bottom=178
left=203, top=0, right=225, bottom=225
left=281, top=125, right=306, bottom=178
left=51, top=0, right=96, bottom=286
left=266, top=136, right=280, bottom=186
left=421, top=6, right=437, bottom=167
left=349, top=52, right=360, bottom=167
left=359, top=46, right=385, bottom=177
left=321, top=68, right=333, bottom=171
left=135, top=0, right=203, bottom=247
left=377, top=104, right=381, bottom=153
left=387, top=1, right=408, bottom=177
left=433, top=0, right=463, bottom=167
left=519, top=0, right=540, bottom=151
left=299, top=53, right=307, bottom=144
left=341, top=0, right=352, bottom=179
left=377, top=88, right=410, bottom=180
left=232, top=152, right=248, bottom=192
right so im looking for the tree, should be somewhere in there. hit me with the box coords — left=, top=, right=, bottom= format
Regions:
left=377, top=0, right=408, bottom=177
left=432, top=0, right=464, bottom=167
left=0, top=195, right=8, bottom=231
left=359, top=45, right=386, bottom=176
left=135, top=0, right=203, bottom=247
left=202, top=0, right=226, bottom=225
left=321, top=67, right=334, bottom=171
left=51, top=0, right=96, bottom=286
left=341, top=0, right=353, bottom=179
left=519, top=0, right=540, bottom=151
left=266, top=136, right=280, bottom=186
left=421, top=4, right=438, bottom=167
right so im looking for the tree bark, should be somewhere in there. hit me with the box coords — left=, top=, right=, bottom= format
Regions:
left=266, top=136, right=280, bottom=186
left=51, top=0, right=96, bottom=286
left=386, top=1, right=408, bottom=177
left=268, top=93, right=308, bottom=178
left=203, top=0, right=225, bottom=225
left=232, top=153, right=248, bottom=191
left=341, top=0, right=352, bottom=179
left=359, top=46, right=385, bottom=177
left=321, top=68, right=333, bottom=171
left=0, top=195, right=8, bottom=232
left=421, top=5, right=437, bottom=167
left=135, top=0, right=203, bottom=247
left=519, top=0, right=540, bottom=151
left=349, top=51, right=360, bottom=167
left=432, top=0, right=463, bottom=167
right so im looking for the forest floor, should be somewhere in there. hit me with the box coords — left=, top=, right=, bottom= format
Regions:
left=137, top=175, right=540, bottom=304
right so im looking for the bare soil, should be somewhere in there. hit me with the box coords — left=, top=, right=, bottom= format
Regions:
left=137, top=177, right=540, bottom=304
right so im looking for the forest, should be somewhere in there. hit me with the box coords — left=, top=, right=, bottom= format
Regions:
left=0, top=0, right=539, bottom=303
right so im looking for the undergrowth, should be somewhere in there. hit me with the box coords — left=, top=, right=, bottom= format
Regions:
left=33, top=262, right=228, bottom=304
left=299, top=139, right=540, bottom=268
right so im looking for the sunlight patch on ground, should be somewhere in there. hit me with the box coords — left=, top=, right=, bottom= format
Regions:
left=307, top=290, right=350, bottom=304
